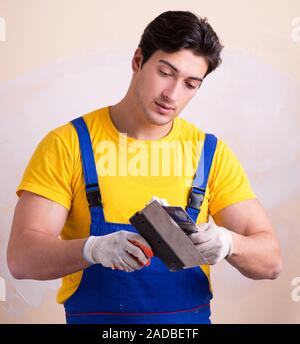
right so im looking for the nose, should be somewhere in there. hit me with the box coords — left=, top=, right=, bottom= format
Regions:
left=161, top=80, right=181, bottom=105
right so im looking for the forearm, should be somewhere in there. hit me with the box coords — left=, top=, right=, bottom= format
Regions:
left=7, top=230, right=90, bottom=280
left=226, top=230, right=282, bottom=280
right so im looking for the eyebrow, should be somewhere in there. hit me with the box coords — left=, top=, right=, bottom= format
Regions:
left=158, top=59, right=203, bottom=82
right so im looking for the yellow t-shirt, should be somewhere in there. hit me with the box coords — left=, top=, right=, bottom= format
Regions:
left=16, top=106, right=256, bottom=304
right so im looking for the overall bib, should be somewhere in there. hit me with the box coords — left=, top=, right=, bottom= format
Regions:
left=64, top=117, right=217, bottom=324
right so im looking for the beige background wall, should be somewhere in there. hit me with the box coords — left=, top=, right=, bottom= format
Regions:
left=0, top=0, right=299, bottom=323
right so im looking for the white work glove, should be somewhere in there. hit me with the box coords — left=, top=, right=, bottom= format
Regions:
left=188, top=221, right=233, bottom=265
left=82, top=230, right=154, bottom=272
left=147, top=196, right=170, bottom=206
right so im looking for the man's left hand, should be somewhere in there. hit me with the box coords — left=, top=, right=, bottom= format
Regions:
left=188, top=222, right=233, bottom=265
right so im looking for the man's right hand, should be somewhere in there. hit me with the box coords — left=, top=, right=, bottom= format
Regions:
left=83, top=231, right=153, bottom=272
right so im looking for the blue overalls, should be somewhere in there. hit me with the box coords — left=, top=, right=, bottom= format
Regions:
left=64, top=116, right=217, bottom=324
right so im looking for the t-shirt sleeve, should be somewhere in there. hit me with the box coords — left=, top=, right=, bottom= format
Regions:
left=208, top=139, right=256, bottom=216
left=16, top=131, right=73, bottom=210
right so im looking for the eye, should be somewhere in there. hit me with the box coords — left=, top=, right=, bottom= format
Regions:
left=159, top=70, right=172, bottom=77
left=185, top=83, right=197, bottom=90
left=159, top=69, right=199, bottom=89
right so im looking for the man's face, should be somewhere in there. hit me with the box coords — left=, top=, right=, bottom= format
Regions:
left=132, top=48, right=209, bottom=127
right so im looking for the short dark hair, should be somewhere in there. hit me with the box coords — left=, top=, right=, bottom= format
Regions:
left=138, top=11, right=223, bottom=77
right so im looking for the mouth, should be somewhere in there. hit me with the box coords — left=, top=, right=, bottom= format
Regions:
left=154, top=101, right=174, bottom=115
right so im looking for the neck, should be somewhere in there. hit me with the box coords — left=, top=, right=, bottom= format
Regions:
left=109, top=96, right=173, bottom=141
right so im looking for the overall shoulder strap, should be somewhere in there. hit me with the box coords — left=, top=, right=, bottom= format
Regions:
left=71, top=117, right=105, bottom=224
left=186, top=133, right=218, bottom=223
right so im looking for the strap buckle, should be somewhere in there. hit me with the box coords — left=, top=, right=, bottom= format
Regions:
left=188, top=187, right=206, bottom=210
left=86, top=184, right=102, bottom=208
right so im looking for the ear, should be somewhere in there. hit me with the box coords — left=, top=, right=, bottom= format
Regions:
left=132, top=47, right=143, bottom=72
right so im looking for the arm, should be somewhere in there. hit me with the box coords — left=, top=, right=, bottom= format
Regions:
left=7, top=191, right=153, bottom=280
left=7, top=191, right=89, bottom=280
left=213, top=198, right=282, bottom=280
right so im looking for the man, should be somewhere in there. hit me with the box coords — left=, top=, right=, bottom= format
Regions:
left=7, top=11, right=282, bottom=324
